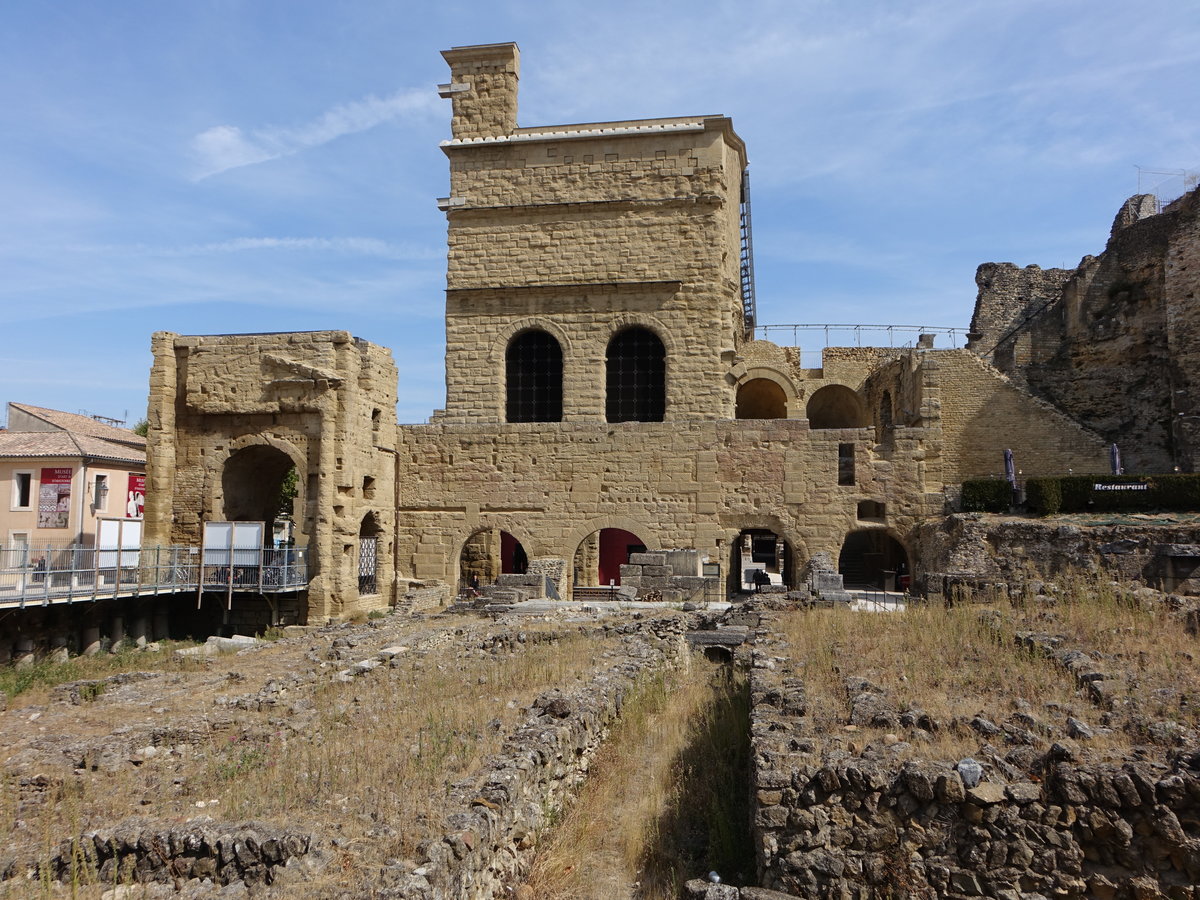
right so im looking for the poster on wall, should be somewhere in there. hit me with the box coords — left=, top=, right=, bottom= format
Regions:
left=126, top=473, right=146, bottom=518
left=38, top=467, right=73, bottom=528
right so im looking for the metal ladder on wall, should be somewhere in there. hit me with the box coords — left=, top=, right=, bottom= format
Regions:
left=740, top=168, right=757, bottom=334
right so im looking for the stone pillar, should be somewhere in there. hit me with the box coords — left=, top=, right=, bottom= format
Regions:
left=441, top=43, right=520, bottom=141
left=48, top=633, right=70, bottom=664
left=14, top=637, right=35, bottom=668
left=129, top=613, right=149, bottom=648
left=80, top=625, right=103, bottom=656
left=109, top=615, right=125, bottom=651
left=153, top=601, right=170, bottom=641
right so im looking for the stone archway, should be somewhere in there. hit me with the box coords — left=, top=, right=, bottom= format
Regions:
left=807, top=384, right=868, bottom=428
left=573, top=527, right=648, bottom=588
left=221, top=445, right=298, bottom=543
left=731, top=527, right=796, bottom=593
left=838, top=529, right=910, bottom=590
left=736, top=378, right=788, bottom=419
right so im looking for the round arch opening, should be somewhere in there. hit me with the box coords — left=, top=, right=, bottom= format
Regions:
left=838, top=530, right=909, bottom=590
left=807, top=385, right=867, bottom=429
left=221, top=445, right=298, bottom=544
left=573, top=527, right=647, bottom=588
left=732, top=528, right=794, bottom=593
left=736, top=378, right=788, bottom=419
left=459, top=528, right=529, bottom=591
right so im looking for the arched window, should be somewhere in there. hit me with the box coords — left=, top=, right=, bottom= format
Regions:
left=606, top=327, right=665, bottom=422
left=506, top=330, right=563, bottom=423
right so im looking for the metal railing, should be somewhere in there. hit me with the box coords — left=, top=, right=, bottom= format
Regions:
left=752, top=324, right=966, bottom=366
left=0, top=544, right=309, bottom=609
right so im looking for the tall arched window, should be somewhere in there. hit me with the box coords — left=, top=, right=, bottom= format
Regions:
left=506, top=330, right=563, bottom=422
left=606, top=327, right=665, bottom=422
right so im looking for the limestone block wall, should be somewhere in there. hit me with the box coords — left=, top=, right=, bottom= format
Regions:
left=914, top=513, right=1200, bottom=596
left=969, top=188, right=1200, bottom=473
left=393, top=419, right=939, bottom=594
left=930, top=350, right=1109, bottom=482
left=439, top=42, right=748, bottom=425
left=145, top=331, right=398, bottom=621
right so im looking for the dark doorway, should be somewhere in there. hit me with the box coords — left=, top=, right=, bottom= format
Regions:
left=732, top=528, right=793, bottom=592
left=838, top=530, right=909, bottom=590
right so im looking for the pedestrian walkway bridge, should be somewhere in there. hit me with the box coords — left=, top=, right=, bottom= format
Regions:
left=0, top=545, right=309, bottom=610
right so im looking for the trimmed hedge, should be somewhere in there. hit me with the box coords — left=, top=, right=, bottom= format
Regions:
left=1024, top=474, right=1200, bottom=515
left=961, top=478, right=1014, bottom=513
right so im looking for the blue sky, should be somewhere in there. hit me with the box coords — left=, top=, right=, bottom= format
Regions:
left=2, top=1, right=1198, bottom=425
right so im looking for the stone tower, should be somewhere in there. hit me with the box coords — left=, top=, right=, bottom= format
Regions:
left=437, top=42, right=750, bottom=424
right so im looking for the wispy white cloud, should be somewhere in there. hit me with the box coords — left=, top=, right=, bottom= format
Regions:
left=191, top=87, right=439, bottom=179
left=178, top=236, right=442, bottom=260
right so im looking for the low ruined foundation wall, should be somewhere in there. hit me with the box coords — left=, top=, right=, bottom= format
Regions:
left=747, top=612, right=1200, bottom=899
left=916, top=514, right=1200, bottom=598
left=380, top=615, right=690, bottom=899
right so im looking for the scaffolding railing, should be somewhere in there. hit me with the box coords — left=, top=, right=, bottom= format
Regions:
left=0, top=544, right=309, bottom=609
left=752, top=323, right=966, bottom=367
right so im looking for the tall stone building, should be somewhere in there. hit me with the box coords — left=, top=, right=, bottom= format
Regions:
left=145, top=43, right=1115, bottom=622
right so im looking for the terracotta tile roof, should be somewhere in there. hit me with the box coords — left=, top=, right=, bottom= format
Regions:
left=7, top=402, right=146, bottom=449
left=0, top=430, right=146, bottom=465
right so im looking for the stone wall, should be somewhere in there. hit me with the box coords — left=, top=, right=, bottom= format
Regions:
left=145, top=331, right=399, bottom=621
left=968, top=188, right=1200, bottom=474
left=968, top=263, right=1073, bottom=382
left=747, top=611, right=1200, bottom=899
left=914, top=513, right=1200, bottom=597
left=394, top=418, right=939, bottom=595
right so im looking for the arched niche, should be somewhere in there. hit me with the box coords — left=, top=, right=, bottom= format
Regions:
left=736, top=378, right=788, bottom=419
left=573, top=527, right=647, bottom=587
left=807, top=384, right=868, bottom=429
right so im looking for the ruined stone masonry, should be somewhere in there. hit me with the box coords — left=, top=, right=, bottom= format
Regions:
left=146, top=42, right=1191, bottom=625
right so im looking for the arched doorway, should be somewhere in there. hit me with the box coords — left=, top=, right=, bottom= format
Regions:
left=573, top=527, right=647, bottom=588
left=221, top=446, right=298, bottom=543
left=732, top=528, right=794, bottom=593
left=459, top=528, right=529, bottom=591
left=806, top=385, right=867, bottom=428
left=736, top=378, right=788, bottom=419
left=838, top=530, right=909, bottom=590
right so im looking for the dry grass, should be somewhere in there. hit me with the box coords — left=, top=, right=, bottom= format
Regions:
left=0, top=640, right=206, bottom=708
left=1, top=623, right=623, bottom=897
left=778, top=575, right=1199, bottom=760
left=780, top=602, right=1092, bottom=759
left=1015, top=574, right=1200, bottom=727
left=526, top=653, right=751, bottom=900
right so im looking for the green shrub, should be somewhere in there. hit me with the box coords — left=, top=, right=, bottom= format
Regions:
left=961, top=479, right=1014, bottom=512
left=1025, top=473, right=1200, bottom=515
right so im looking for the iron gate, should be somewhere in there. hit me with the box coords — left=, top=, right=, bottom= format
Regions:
left=358, top=536, right=378, bottom=594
